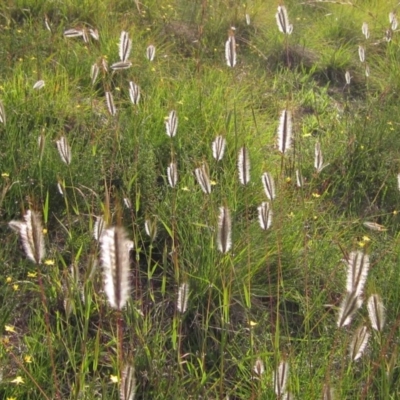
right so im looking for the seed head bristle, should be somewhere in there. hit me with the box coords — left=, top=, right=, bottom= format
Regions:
left=177, top=282, right=189, bottom=313
left=165, top=110, right=178, bottom=137
left=9, top=210, right=46, bottom=265
left=119, top=31, right=132, bottom=62
left=212, top=135, right=226, bottom=161
left=238, top=146, right=250, bottom=185
left=349, top=325, right=370, bottom=361
left=120, top=364, right=136, bottom=400
left=0, top=100, right=5, bottom=125
left=167, top=162, right=178, bottom=188
left=253, top=358, right=265, bottom=375
left=337, top=290, right=362, bottom=328
left=261, top=172, right=276, bottom=200
left=105, top=91, right=117, bottom=116
left=93, top=216, right=105, bottom=241
left=195, top=164, right=211, bottom=194
left=277, top=109, right=292, bottom=154
left=111, top=61, right=132, bottom=70
left=217, top=206, right=232, bottom=254
left=100, top=226, right=132, bottom=310
left=273, top=361, right=289, bottom=397
left=258, top=202, right=272, bottom=230
left=367, top=294, right=385, bottom=332
left=225, top=31, right=236, bottom=67
left=91, top=63, right=99, bottom=85
left=276, top=6, right=293, bottom=35
left=56, top=136, right=72, bottom=165
left=129, top=82, right=140, bottom=105
left=345, top=251, right=369, bottom=296
left=146, top=45, right=156, bottom=61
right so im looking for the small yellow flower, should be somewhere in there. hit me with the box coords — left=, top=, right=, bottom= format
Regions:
left=11, top=376, right=24, bottom=385
left=210, top=180, right=217, bottom=186
left=248, top=320, right=258, bottom=327
left=287, top=212, right=295, bottom=218
left=27, top=272, right=37, bottom=278
left=312, top=193, right=321, bottom=198
left=13, top=284, right=19, bottom=291
left=1, top=172, right=9, bottom=177
left=362, top=235, right=371, bottom=242
left=181, top=186, right=190, bottom=191
left=358, top=241, right=366, bottom=248
left=7, top=396, right=17, bottom=400
left=6, top=277, right=12, bottom=283
left=151, top=67, right=156, bottom=72
left=5, top=325, right=16, bottom=333
left=115, top=87, right=121, bottom=91
left=24, top=355, right=33, bottom=363
left=184, top=116, right=189, bottom=121
left=44, top=259, right=55, bottom=266
left=285, top=177, right=292, bottom=183
left=110, top=375, right=119, bottom=383
left=177, top=100, right=184, bottom=105
left=313, top=215, right=318, bottom=220
left=393, top=210, right=398, bottom=215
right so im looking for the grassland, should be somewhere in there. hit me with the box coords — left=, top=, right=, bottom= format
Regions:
left=1, top=0, right=400, bottom=398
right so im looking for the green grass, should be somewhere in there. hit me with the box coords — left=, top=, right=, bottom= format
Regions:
left=1, top=0, right=400, bottom=398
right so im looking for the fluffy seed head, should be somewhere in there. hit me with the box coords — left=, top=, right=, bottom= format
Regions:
left=276, top=6, right=293, bottom=35
left=349, top=325, right=370, bottom=361
left=167, top=162, right=178, bottom=188
left=273, top=361, right=289, bottom=396
left=262, top=172, right=276, bottom=200
left=238, top=146, right=250, bottom=185
left=100, top=227, right=132, bottom=310
left=195, top=164, right=211, bottom=194
left=217, top=206, right=232, bottom=253
left=120, top=364, right=136, bottom=400
left=9, top=210, right=46, bottom=265
left=212, top=135, right=226, bottom=161
left=258, top=202, right=272, bottom=230
left=56, top=136, right=72, bottom=165
left=129, top=81, right=140, bottom=105
left=177, top=282, right=189, bottom=313
left=119, top=31, right=132, bottom=62
left=166, top=110, right=178, bottom=138
left=225, top=33, right=237, bottom=67
left=146, top=45, right=156, bottom=61
left=345, top=251, right=369, bottom=296
left=337, top=291, right=362, bottom=328
left=367, top=294, right=385, bottom=332
left=277, top=109, right=292, bottom=154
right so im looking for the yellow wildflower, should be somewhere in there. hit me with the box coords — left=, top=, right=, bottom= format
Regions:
left=11, top=376, right=24, bottom=385
left=5, top=325, right=16, bottom=333
left=24, top=355, right=33, bottom=363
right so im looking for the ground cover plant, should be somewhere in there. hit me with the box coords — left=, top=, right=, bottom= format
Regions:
left=1, top=0, right=400, bottom=398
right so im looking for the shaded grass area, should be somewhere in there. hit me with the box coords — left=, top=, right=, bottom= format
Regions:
left=1, top=0, right=400, bottom=399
